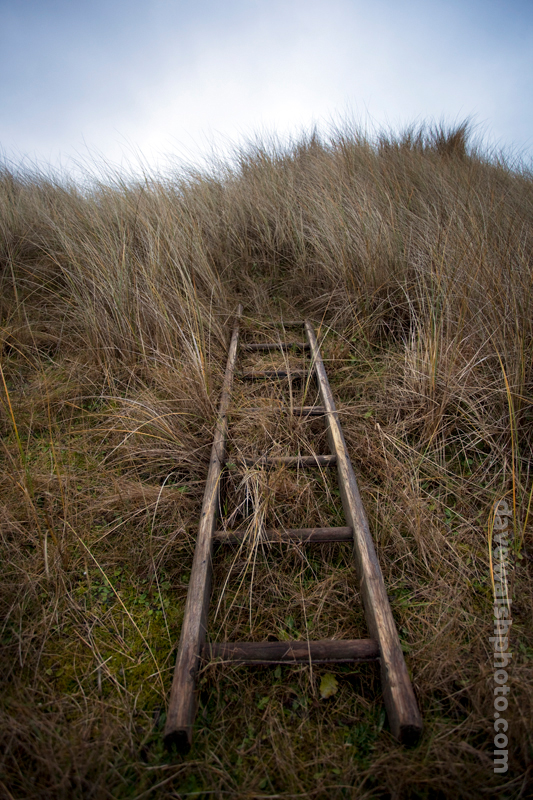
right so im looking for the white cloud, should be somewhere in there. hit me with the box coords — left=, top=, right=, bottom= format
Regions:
left=1, top=0, right=532, bottom=173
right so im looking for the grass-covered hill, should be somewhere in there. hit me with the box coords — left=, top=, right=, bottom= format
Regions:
left=1, top=123, right=532, bottom=798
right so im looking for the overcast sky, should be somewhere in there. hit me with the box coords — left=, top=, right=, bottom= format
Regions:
left=0, top=0, right=532, bottom=176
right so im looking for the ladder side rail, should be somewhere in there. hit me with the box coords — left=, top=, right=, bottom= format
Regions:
left=164, top=306, right=242, bottom=752
left=304, top=321, right=422, bottom=745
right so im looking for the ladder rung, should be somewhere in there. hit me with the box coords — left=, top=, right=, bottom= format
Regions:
left=227, top=455, right=337, bottom=468
left=292, top=405, right=326, bottom=415
left=242, top=342, right=310, bottom=352
left=203, top=639, right=380, bottom=664
left=239, top=369, right=309, bottom=380
left=214, top=526, right=353, bottom=543
left=232, top=405, right=327, bottom=416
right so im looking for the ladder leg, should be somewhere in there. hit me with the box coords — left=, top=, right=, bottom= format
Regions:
left=305, top=322, right=422, bottom=744
left=164, top=306, right=242, bottom=752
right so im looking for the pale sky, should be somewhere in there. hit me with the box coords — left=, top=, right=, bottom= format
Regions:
left=1, top=0, right=532, bottom=176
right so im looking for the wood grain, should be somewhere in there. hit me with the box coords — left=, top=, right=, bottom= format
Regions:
left=232, top=406, right=326, bottom=416
left=204, top=639, right=379, bottom=664
left=304, top=321, right=422, bottom=745
left=213, top=526, right=353, bottom=543
left=242, top=342, right=310, bottom=351
left=164, top=305, right=242, bottom=753
left=236, top=455, right=336, bottom=468
left=239, top=369, right=308, bottom=380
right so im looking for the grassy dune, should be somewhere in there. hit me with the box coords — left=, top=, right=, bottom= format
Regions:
left=0, top=123, right=532, bottom=798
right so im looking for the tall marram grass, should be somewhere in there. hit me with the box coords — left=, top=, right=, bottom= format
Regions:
left=0, top=123, right=532, bottom=799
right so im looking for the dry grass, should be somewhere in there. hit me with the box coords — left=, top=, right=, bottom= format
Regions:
left=0, top=122, right=532, bottom=798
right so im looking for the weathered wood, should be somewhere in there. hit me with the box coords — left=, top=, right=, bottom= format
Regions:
left=291, top=405, right=326, bottom=416
left=242, top=342, right=310, bottom=352
left=239, top=369, right=308, bottom=380
left=232, top=405, right=326, bottom=416
left=232, top=454, right=337, bottom=468
left=164, top=306, right=242, bottom=753
left=203, top=638, right=379, bottom=664
left=304, top=322, right=423, bottom=745
left=213, top=526, right=353, bottom=543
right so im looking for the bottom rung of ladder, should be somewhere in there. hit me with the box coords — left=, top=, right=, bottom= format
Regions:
left=213, top=526, right=353, bottom=543
left=203, top=639, right=379, bottom=665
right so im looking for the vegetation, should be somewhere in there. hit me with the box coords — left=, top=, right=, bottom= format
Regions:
left=0, top=122, right=532, bottom=798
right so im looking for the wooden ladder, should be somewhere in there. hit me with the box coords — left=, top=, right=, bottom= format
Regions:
left=164, top=307, right=422, bottom=752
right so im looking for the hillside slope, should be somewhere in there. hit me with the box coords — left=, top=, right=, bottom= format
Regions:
left=1, top=124, right=532, bottom=798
